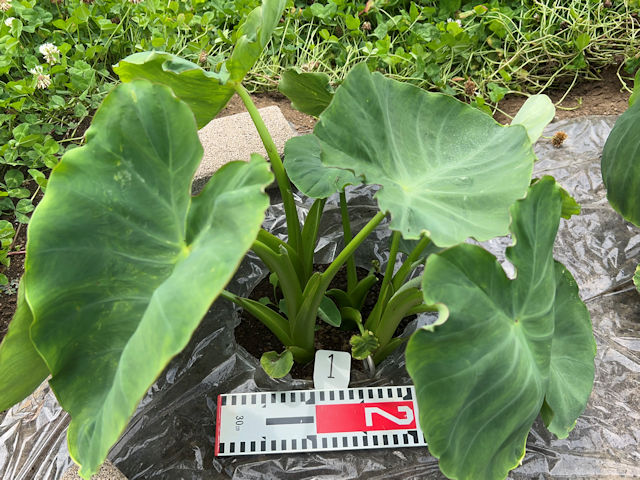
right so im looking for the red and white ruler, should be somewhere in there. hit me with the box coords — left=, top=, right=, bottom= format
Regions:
left=215, top=386, right=426, bottom=456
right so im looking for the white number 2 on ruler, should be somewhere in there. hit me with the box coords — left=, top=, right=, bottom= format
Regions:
left=365, top=406, right=414, bottom=426
left=313, top=350, right=350, bottom=389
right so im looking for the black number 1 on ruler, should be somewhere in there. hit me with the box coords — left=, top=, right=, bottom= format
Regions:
left=328, top=354, right=335, bottom=378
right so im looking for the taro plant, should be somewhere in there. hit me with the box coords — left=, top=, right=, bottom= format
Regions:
left=0, top=1, right=596, bottom=479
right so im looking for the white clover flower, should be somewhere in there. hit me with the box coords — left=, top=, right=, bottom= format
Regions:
left=29, top=65, right=51, bottom=89
left=4, top=16, right=14, bottom=26
left=38, top=43, right=60, bottom=65
left=447, top=17, right=462, bottom=27
left=0, top=0, right=12, bottom=12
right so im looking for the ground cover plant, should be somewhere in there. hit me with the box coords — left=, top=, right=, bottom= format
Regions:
left=0, top=0, right=277, bottom=280
left=0, top=1, right=597, bottom=479
left=252, top=0, right=640, bottom=108
left=1, top=0, right=638, bottom=281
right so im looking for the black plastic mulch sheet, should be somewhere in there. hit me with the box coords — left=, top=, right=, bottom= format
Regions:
left=1, top=116, right=639, bottom=479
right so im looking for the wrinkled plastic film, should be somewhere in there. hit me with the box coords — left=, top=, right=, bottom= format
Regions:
left=0, top=382, right=72, bottom=480
left=1, top=116, right=639, bottom=479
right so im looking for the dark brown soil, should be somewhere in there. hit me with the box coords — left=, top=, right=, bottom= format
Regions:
left=495, top=66, right=630, bottom=123
left=234, top=268, right=356, bottom=380
left=0, top=226, right=25, bottom=340
left=0, top=182, right=40, bottom=342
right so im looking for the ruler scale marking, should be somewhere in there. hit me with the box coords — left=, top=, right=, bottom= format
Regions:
left=215, top=386, right=426, bottom=456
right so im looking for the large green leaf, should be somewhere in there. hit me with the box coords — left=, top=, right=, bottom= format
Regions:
left=312, top=63, right=535, bottom=245
left=541, top=263, right=595, bottom=438
left=284, top=135, right=359, bottom=198
left=601, top=99, right=640, bottom=227
left=406, top=177, right=594, bottom=480
left=22, top=81, right=272, bottom=478
left=0, top=280, right=49, bottom=411
left=278, top=68, right=334, bottom=116
left=114, top=0, right=286, bottom=128
left=602, top=100, right=640, bottom=294
left=113, top=51, right=231, bottom=129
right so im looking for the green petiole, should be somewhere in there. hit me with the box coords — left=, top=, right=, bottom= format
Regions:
left=320, top=211, right=386, bottom=286
left=363, top=230, right=401, bottom=332
left=341, top=307, right=365, bottom=335
left=220, top=290, right=293, bottom=347
left=251, top=239, right=303, bottom=320
left=300, top=198, right=326, bottom=282
left=233, top=82, right=302, bottom=253
left=392, top=234, right=431, bottom=291
left=380, top=230, right=401, bottom=297
left=339, top=190, right=358, bottom=292
left=288, top=211, right=387, bottom=358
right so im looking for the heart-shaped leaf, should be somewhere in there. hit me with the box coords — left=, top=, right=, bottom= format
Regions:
left=113, top=51, right=231, bottom=129
left=114, top=0, right=286, bottom=128
left=312, top=63, right=535, bottom=245
left=350, top=330, right=379, bottom=360
left=261, top=349, right=294, bottom=378
left=0, top=281, right=49, bottom=411
left=278, top=68, right=334, bottom=116
left=601, top=98, right=640, bottom=226
left=284, top=135, right=359, bottom=198
left=406, top=177, right=595, bottom=480
left=22, top=81, right=272, bottom=479
left=4, top=169, right=24, bottom=189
